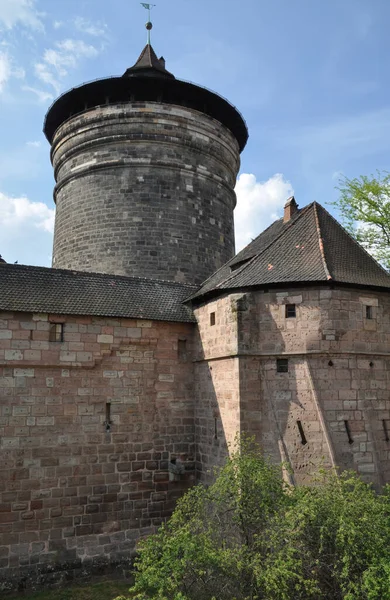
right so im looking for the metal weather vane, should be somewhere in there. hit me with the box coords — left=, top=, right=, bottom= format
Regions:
left=141, top=3, right=156, bottom=44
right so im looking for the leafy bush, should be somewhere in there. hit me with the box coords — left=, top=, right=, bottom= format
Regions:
left=124, top=439, right=390, bottom=600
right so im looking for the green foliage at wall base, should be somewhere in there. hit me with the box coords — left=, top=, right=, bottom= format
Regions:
left=124, top=438, right=390, bottom=600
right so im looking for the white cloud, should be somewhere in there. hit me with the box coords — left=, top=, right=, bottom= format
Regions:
left=26, top=140, right=41, bottom=147
left=22, top=84, right=54, bottom=103
left=0, top=192, right=54, bottom=232
left=35, top=39, right=99, bottom=93
left=0, top=51, right=24, bottom=94
left=34, top=61, right=61, bottom=93
left=0, top=52, right=11, bottom=92
left=53, top=20, right=63, bottom=30
left=0, top=0, right=43, bottom=31
left=55, top=39, right=98, bottom=63
left=234, top=173, right=294, bottom=252
left=0, top=192, right=54, bottom=265
left=74, top=17, right=107, bottom=37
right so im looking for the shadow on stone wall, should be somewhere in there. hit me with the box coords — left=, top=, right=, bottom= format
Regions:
left=238, top=291, right=335, bottom=485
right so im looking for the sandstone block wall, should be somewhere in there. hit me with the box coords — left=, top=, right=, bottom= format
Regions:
left=51, top=102, right=240, bottom=285
left=194, top=286, right=390, bottom=486
left=3, top=284, right=390, bottom=589
left=0, top=311, right=195, bottom=591
left=193, top=295, right=243, bottom=479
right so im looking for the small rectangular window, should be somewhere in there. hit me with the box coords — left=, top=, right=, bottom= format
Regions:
left=365, top=305, right=373, bottom=319
left=276, top=358, right=288, bottom=373
left=49, top=323, right=64, bottom=342
left=285, top=304, right=296, bottom=318
left=210, top=312, right=216, bottom=326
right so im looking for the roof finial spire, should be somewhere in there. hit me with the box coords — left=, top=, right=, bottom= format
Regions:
left=141, top=3, right=156, bottom=45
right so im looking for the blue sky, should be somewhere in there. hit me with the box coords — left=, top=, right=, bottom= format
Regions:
left=0, top=0, right=389, bottom=266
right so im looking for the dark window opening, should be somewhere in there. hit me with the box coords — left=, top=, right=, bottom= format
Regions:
left=366, top=305, right=373, bottom=319
left=210, top=312, right=216, bottom=326
left=383, top=420, right=390, bottom=442
left=214, top=417, right=218, bottom=440
left=178, top=339, right=187, bottom=362
left=49, top=323, right=64, bottom=342
left=344, top=420, right=353, bottom=444
left=276, top=358, right=289, bottom=373
left=328, top=360, right=334, bottom=367
left=285, top=304, right=296, bottom=318
left=105, top=403, right=112, bottom=433
left=297, top=421, right=307, bottom=445
left=230, top=257, right=253, bottom=272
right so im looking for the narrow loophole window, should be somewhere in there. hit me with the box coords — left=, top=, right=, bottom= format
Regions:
left=365, top=305, right=373, bottom=319
left=105, top=403, right=111, bottom=432
left=383, top=420, right=390, bottom=442
left=49, top=323, right=64, bottom=342
left=285, top=304, right=296, bottom=318
left=297, top=420, right=307, bottom=445
left=344, top=420, right=353, bottom=444
left=178, top=339, right=187, bottom=361
left=214, top=417, right=218, bottom=440
left=276, top=358, right=289, bottom=373
left=210, top=312, right=216, bottom=326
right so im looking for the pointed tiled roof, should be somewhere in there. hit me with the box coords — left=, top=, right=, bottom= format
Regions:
left=123, top=43, right=175, bottom=79
left=190, top=202, right=390, bottom=300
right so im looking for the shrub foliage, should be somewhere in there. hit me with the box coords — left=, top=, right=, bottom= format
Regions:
left=123, top=439, right=390, bottom=600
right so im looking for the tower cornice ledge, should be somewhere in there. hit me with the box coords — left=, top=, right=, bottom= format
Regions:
left=43, top=75, right=248, bottom=152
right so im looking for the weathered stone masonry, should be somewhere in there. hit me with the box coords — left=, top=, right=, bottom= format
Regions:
left=0, top=38, right=250, bottom=589
left=0, top=311, right=195, bottom=589
left=52, top=103, right=240, bottom=285
left=194, top=286, right=390, bottom=486
left=3, top=36, right=390, bottom=592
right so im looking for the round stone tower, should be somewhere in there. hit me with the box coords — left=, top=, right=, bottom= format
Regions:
left=44, top=42, right=248, bottom=285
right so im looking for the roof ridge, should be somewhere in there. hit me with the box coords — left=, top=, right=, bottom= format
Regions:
left=315, top=202, right=390, bottom=280
left=213, top=203, right=315, bottom=290
left=0, top=263, right=197, bottom=289
left=313, top=202, right=332, bottom=281
left=230, top=217, right=285, bottom=265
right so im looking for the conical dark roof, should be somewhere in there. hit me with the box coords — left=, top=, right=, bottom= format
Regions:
left=191, top=202, right=390, bottom=300
left=44, top=44, right=248, bottom=151
left=123, top=43, right=175, bottom=79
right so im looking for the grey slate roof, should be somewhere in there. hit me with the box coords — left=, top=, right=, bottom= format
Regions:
left=191, top=202, right=390, bottom=300
left=124, top=44, right=175, bottom=79
left=0, top=264, right=196, bottom=323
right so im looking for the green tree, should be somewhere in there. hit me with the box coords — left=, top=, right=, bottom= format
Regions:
left=118, top=439, right=390, bottom=600
left=261, top=471, right=390, bottom=600
left=334, top=171, right=390, bottom=268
